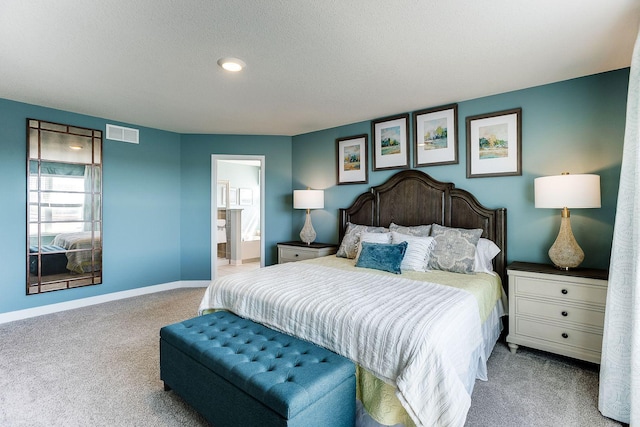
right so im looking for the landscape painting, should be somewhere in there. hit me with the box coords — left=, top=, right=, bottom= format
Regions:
left=466, top=108, right=521, bottom=178
left=343, top=144, right=361, bottom=171
left=413, top=104, right=458, bottom=167
left=380, top=125, right=401, bottom=155
left=422, top=117, right=448, bottom=150
left=372, top=114, right=409, bottom=171
left=478, top=123, right=508, bottom=159
left=336, top=134, right=368, bottom=184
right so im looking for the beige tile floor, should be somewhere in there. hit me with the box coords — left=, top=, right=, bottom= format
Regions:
left=216, top=260, right=260, bottom=277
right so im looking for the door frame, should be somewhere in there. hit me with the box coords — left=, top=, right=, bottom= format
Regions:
left=211, top=154, right=265, bottom=280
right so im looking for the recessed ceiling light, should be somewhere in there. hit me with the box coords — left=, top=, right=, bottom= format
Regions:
left=217, top=57, right=246, bottom=72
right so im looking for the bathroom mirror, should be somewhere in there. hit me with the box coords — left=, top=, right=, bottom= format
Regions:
left=27, top=119, right=102, bottom=294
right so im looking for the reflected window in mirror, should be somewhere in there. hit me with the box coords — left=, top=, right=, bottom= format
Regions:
left=27, top=119, right=102, bottom=294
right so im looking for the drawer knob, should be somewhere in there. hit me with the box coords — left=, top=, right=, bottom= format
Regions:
left=562, top=332, right=569, bottom=339
left=295, top=253, right=299, bottom=257
left=561, top=289, right=568, bottom=295
left=561, top=311, right=568, bottom=317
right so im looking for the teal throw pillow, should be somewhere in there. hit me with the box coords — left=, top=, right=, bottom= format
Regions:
left=355, top=241, right=408, bottom=274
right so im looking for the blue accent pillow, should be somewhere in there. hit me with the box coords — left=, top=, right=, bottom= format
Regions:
left=355, top=241, right=408, bottom=274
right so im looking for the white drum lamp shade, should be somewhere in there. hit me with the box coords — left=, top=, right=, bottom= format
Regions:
left=293, top=189, right=324, bottom=244
left=534, top=174, right=601, bottom=269
left=293, top=190, right=324, bottom=210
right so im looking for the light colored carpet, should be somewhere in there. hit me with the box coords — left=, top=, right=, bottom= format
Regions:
left=0, top=288, right=209, bottom=427
left=466, top=342, right=622, bottom=426
left=0, top=288, right=624, bottom=426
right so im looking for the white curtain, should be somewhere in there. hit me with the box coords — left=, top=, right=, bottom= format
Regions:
left=599, top=27, right=640, bottom=425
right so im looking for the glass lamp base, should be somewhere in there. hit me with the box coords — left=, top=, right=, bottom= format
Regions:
left=299, top=211, right=316, bottom=244
left=549, top=215, right=584, bottom=269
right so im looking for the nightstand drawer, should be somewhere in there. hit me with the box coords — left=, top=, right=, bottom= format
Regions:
left=515, top=317, right=603, bottom=353
left=279, top=247, right=319, bottom=262
left=514, top=276, right=606, bottom=305
left=515, top=297, right=605, bottom=328
left=277, top=242, right=338, bottom=264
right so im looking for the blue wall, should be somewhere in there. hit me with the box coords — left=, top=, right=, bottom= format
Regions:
left=179, top=134, right=292, bottom=278
left=0, top=98, right=182, bottom=313
left=292, top=69, right=629, bottom=270
left=0, top=101, right=293, bottom=314
left=0, top=68, right=629, bottom=314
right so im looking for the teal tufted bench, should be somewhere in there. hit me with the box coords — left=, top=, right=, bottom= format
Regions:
left=160, top=311, right=356, bottom=427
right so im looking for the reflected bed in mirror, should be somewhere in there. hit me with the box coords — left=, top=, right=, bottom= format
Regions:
left=27, top=119, right=102, bottom=294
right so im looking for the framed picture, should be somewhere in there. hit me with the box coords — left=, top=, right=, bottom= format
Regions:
left=217, top=180, right=229, bottom=208
left=336, top=134, right=368, bottom=185
left=372, top=113, right=409, bottom=171
left=466, top=108, right=522, bottom=178
left=229, top=187, right=237, bottom=206
left=239, top=188, right=253, bottom=205
left=413, top=104, right=458, bottom=167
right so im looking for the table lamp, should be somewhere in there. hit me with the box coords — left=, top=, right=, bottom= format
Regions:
left=293, top=189, right=324, bottom=244
left=534, top=173, right=601, bottom=269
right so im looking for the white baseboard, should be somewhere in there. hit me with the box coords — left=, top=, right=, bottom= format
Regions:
left=0, top=280, right=210, bottom=325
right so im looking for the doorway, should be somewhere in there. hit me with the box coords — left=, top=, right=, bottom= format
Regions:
left=211, top=155, right=265, bottom=280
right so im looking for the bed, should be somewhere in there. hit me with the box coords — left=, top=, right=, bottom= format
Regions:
left=199, top=170, right=507, bottom=427
left=52, top=231, right=102, bottom=273
left=28, top=244, right=69, bottom=276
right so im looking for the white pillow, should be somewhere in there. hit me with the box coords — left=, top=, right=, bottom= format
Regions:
left=391, top=231, right=435, bottom=272
left=474, top=238, right=501, bottom=274
left=355, top=232, right=392, bottom=261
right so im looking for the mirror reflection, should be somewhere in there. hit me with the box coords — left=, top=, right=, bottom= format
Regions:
left=27, top=119, right=102, bottom=294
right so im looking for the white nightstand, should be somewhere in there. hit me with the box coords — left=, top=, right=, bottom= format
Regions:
left=506, top=262, right=608, bottom=364
left=277, top=241, right=337, bottom=264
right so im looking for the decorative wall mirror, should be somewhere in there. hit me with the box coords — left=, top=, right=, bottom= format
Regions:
left=27, top=119, right=102, bottom=294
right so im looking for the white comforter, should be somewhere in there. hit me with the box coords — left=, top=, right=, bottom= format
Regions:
left=199, top=262, right=483, bottom=427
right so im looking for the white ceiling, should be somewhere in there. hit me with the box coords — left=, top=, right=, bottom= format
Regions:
left=1, top=1, right=638, bottom=137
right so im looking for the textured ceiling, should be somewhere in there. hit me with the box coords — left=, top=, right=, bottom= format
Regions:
left=0, top=1, right=638, bottom=136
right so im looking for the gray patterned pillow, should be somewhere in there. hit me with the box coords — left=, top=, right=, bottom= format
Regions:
left=389, top=222, right=432, bottom=237
left=428, top=224, right=483, bottom=274
left=336, top=222, right=389, bottom=259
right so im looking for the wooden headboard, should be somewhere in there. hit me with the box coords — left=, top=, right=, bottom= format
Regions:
left=339, top=170, right=508, bottom=284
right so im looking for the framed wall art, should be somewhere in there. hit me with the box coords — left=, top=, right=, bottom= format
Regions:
left=466, top=108, right=522, bottom=178
left=371, top=113, right=409, bottom=171
left=217, top=180, right=229, bottom=208
left=336, top=134, right=368, bottom=185
left=413, top=104, right=458, bottom=167
left=239, top=188, right=253, bottom=205
left=229, top=187, right=237, bottom=206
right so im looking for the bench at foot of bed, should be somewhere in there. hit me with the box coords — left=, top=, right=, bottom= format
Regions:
left=160, top=311, right=356, bottom=427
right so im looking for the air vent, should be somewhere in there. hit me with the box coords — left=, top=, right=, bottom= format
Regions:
left=106, top=124, right=139, bottom=144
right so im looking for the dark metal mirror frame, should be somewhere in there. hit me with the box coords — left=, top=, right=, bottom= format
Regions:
left=27, top=119, right=103, bottom=294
